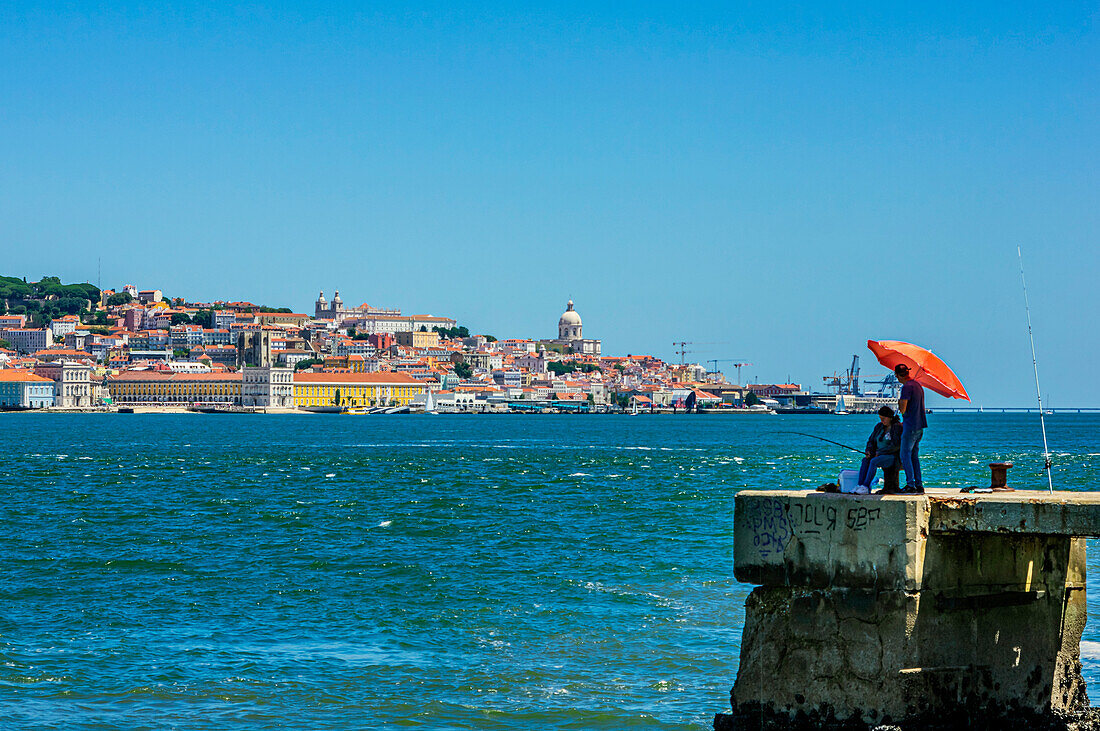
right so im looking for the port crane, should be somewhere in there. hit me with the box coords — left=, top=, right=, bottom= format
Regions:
left=863, top=373, right=900, bottom=398
left=822, top=355, right=861, bottom=395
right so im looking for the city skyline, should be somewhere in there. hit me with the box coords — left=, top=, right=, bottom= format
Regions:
left=2, top=3, right=1097, bottom=406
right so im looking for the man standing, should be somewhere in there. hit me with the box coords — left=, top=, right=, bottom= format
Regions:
left=895, top=364, right=927, bottom=494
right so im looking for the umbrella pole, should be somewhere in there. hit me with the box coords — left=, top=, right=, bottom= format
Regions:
left=1018, top=246, right=1054, bottom=494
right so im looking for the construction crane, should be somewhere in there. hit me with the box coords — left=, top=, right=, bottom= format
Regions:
left=707, top=359, right=753, bottom=385
left=672, top=341, right=729, bottom=367
left=672, top=341, right=693, bottom=366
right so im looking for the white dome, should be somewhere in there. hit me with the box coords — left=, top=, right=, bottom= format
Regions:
left=559, top=300, right=582, bottom=327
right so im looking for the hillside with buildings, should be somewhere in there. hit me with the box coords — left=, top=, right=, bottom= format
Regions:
left=0, top=277, right=799, bottom=413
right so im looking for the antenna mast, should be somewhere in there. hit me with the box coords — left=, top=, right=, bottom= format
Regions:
left=1018, top=246, right=1053, bottom=494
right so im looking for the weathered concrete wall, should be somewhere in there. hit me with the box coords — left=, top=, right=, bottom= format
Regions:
left=721, top=490, right=1100, bottom=730
left=734, top=491, right=930, bottom=591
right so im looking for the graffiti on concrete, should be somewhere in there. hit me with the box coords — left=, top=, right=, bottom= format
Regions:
left=746, top=498, right=793, bottom=558
left=747, top=500, right=886, bottom=558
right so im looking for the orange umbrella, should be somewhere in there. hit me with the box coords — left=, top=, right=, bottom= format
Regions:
left=867, top=340, right=970, bottom=401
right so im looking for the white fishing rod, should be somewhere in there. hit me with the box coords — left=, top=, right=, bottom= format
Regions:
left=1017, top=246, right=1054, bottom=493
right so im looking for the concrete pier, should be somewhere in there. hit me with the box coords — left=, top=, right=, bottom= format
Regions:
left=717, top=489, right=1100, bottom=730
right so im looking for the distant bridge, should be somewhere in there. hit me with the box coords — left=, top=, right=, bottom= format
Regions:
left=930, top=407, right=1100, bottom=414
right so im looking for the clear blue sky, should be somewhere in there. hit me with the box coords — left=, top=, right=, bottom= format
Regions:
left=2, top=2, right=1097, bottom=406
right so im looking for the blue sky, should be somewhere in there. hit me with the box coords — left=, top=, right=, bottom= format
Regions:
left=2, top=2, right=1097, bottom=406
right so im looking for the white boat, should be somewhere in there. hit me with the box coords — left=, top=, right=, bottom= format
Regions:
left=835, top=395, right=849, bottom=415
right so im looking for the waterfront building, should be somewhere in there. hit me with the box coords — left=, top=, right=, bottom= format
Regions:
left=107, top=371, right=243, bottom=406
left=293, top=371, right=428, bottom=408
left=33, top=360, right=96, bottom=408
left=0, top=369, right=56, bottom=408
left=242, top=366, right=295, bottom=408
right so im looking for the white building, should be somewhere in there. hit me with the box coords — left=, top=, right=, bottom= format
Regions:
left=241, top=366, right=295, bottom=409
left=212, top=310, right=236, bottom=329
left=50, top=316, right=81, bottom=338
left=543, top=300, right=601, bottom=356
left=314, top=289, right=401, bottom=321
left=34, top=361, right=95, bottom=408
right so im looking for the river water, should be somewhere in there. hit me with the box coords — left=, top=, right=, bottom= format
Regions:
left=1, top=413, right=1098, bottom=729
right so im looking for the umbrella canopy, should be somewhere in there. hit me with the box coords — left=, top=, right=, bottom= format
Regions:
left=867, top=340, right=970, bottom=401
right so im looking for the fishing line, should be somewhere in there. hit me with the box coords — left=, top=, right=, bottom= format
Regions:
left=783, top=431, right=865, bottom=455
left=1017, top=246, right=1054, bottom=493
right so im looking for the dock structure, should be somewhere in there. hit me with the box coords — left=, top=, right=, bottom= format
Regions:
left=717, top=489, right=1100, bottom=730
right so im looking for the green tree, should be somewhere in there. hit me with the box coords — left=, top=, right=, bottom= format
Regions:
left=454, top=361, right=474, bottom=379
left=744, top=391, right=761, bottom=407
left=171, top=312, right=193, bottom=326
left=173, top=348, right=190, bottom=359
left=191, top=310, right=213, bottom=329
left=548, top=362, right=576, bottom=376
left=0, top=339, right=10, bottom=350
left=295, top=358, right=324, bottom=371
left=107, top=292, right=133, bottom=306
left=334, top=388, right=342, bottom=406
left=57, top=297, right=88, bottom=315
left=433, top=325, right=471, bottom=339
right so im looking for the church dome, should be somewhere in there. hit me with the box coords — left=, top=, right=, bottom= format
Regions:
left=316, top=290, right=327, bottom=306
left=332, top=289, right=343, bottom=306
left=558, top=300, right=582, bottom=327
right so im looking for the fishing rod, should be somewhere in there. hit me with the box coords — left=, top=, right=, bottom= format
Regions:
left=1017, top=246, right=1054, bottom=494
left=783, top=431, right=865, bottom=455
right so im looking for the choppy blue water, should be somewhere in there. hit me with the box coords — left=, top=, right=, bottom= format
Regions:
left=1, top=413, right=1098, bottom=729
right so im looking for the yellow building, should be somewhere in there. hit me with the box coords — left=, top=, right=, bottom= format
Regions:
left=293, top=371, right=427, bottom=408
left=394, top=330, right=441, bottom=349
left=107, top=371, right=242, bottom=405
